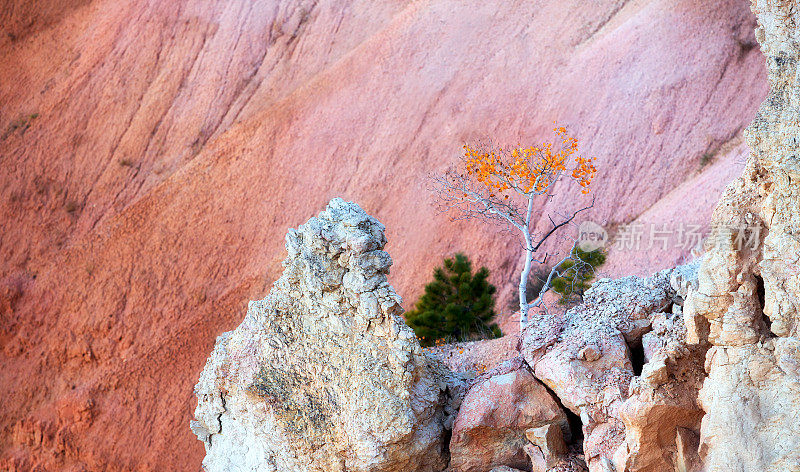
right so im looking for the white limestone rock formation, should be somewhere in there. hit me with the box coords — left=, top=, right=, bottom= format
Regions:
left=616, top=309, right=707, bottom=471
left=522, top=264, right=705, bottom=472
left=683, top=2, right=800, bottom=470
left=191, top=198, right=458, bottom=472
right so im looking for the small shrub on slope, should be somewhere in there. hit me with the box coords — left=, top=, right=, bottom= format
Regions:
left=406, top=253, right=501, bottom=346
left=551, top=247, right=606, bottom=305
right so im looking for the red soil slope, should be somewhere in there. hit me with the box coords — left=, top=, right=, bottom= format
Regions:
left=0, top=0, right=765, bottom=470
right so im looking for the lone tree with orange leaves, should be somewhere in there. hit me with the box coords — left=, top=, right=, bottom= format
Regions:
left=435, top=126, right=597, bottom=330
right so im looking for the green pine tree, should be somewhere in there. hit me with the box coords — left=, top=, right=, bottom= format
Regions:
left=551, top=247, right=606, bottom=305
left=405, top=253, right=501, bottom=346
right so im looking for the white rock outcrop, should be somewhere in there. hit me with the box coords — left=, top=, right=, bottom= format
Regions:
left=522, top=265, right=705, bottom=472
left=616, top=312, right=706, bottom=472
left=683, top=2, right=800, bottom=470
left=191, top=198, right=457, bottom=472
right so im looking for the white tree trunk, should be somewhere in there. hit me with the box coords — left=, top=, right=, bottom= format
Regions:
left=518, top=234, right=533, bottom=329
left=518, top=196, right=535, bottom=330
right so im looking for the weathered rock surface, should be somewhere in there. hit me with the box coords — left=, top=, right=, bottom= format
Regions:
left=609, top=262, right=706, bottom=472
left=683, top=2, right=800, bottom=470
left=192, top=198, right=456, bottom=472
left=488, top=466, right=527, bottom=472
left=522, top=264, right=706, bottom=472
left=615, top=314, right=707, bottom=472
left=526, top=422, right=569, bottom=469
left=449, top=357, right=568, bottom=472
left=523, top=272, right=672, bottom=471
left=427, top=334, right=520, bottom=376
left=526, top=448, right=590, bottom=472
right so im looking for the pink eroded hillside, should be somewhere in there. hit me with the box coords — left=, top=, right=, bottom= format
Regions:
left=0, top=0, right=766, bottom=470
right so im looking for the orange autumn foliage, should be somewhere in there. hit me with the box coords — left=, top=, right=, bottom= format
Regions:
left=462, top=127, right=596, bottom=195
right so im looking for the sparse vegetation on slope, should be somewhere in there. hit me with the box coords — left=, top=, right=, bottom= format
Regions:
left=551, top=247, right=606, bottom=305
left=406, top=253, right=501, bottom=346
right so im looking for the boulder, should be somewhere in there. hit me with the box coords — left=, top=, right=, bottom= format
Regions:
left=192, top=198, right=457, bottom=472
left=526, top=422, right=568, bottom=468
left=522, top=271, right=678, bottom=472
left=614, top=271, right=706, bottom=472
left=522, top=265, right=712, bottom=472
left=449, top=358, right=568, bottom=472
left=616, top=346, right=705, bottom=472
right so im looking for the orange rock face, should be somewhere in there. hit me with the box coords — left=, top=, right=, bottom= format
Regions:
left=0, top=0, right=766, bottom=470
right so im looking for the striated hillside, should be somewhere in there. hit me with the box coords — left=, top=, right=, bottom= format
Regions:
left=0, top=0, right=766, bottom=470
